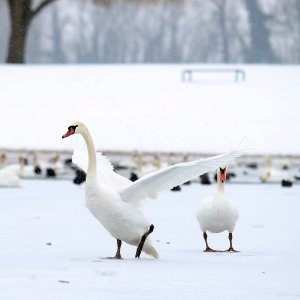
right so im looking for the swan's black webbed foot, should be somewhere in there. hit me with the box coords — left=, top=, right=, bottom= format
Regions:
left=203, top=232, right=218, bottom=252
left=225, top=247, right=239, bottom=253
left=135, top=224, right=154, bottom=259
left=204, top=247, right=218, bottom=252
left=107, top=255, right=123, bottom=259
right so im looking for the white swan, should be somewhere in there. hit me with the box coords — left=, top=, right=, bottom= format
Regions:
left=6, top=153, right=44, bottom=178
left=48, top=152, right=66, bottom=176
left=62, top=121, right=246, bottom=259
left=0, top=168, right=21, bottom=187
left=0, top=151, right=7, bottom=168
left=196, top=166, right=239, bottom=252
left=260, top=155, right=293, bottom=183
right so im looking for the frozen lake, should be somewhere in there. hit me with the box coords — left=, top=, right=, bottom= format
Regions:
left=0, top=180, right=300, bottom=299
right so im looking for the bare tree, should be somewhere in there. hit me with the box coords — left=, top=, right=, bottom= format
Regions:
left=244, top=0, right=277, bottom=63
left=6, top=0, right=56, bottom=63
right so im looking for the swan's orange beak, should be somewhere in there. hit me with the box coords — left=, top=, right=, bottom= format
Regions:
left=62, top=127, right=75, bottom=139
left=220, top=172, right=226, bottom=183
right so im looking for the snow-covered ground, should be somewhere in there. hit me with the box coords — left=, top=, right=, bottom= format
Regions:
left=0, top=180, right=299, bottom=299
left=1, top=64, right=300, bottom=154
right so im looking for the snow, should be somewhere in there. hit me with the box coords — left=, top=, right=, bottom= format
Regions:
left=1, top=64, right=300, bottom=154
left=0, top=180, right=299, bottom=299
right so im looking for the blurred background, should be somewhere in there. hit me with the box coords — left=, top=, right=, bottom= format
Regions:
left=1, top=0, right=300, bottom=64
left=0, top=0, right=300, bottom=186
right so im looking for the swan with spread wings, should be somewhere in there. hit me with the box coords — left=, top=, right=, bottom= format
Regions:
left=62, top=121, right=247, bottom=259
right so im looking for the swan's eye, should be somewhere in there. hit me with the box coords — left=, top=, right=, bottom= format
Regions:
left=69, top=125, right=78, bottom=132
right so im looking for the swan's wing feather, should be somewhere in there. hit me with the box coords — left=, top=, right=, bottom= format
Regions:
left=72, top=149, right=88, bottom=172
left=72, top=149, right=114, bottom=173
left=104, top=169, right=133, bottom=190
left=120, top=148, right=248, bottom=207
left=72, top=150, right=132, bottom=189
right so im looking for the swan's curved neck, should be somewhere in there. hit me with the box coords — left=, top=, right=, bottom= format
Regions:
left=82, top=129, right=97, bottom=181
left=217, top=179, right=225, bottom=193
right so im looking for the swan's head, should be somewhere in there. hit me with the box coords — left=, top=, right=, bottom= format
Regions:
left=217, top=166, right=227, bottom=183
left=62, top=121, right=86, bottom=139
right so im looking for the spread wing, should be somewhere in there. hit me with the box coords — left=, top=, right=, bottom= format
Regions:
left=72, top=149, right=132, bottom=190
left=120, top=148, right=248, bottom=207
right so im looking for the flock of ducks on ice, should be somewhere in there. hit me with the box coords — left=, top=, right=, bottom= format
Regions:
left=0, top=121, right=298, bottom=258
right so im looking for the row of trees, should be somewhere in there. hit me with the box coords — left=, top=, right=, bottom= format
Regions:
left=1, top=0, right=300, bottom=64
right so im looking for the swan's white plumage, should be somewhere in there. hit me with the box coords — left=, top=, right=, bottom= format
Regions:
left=84, top=181, right=158, bottom=258
left=196, top=167, right=239, bottom=236
left=120, top=149, right=249, bottom=207
left=5, top=163, right=36, bottom=178
left=67, top=121, right=247, bottom=258
left=196, top=193, right=239, bottom=233
left=0, top=168, right=21, bottom=187
left=72, top=149, right=132, bottom=190
left=260, top=167, right=293, bottom=183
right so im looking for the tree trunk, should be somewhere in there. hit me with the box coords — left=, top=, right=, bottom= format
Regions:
left=6, top=0, right=32, bottom=63
left=244, top=0, right=277, bottom=63
left=6, top=0, right=56, bottom=64
left=219, top=1, right=229, bottom=63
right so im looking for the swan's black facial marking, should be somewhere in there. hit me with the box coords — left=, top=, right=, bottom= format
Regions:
left=68, top=125, right=78, bottom=132
left=219, top=167, right=226, bottom=174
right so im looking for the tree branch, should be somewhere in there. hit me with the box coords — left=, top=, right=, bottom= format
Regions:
left=31, top=0, right=57, bottom=18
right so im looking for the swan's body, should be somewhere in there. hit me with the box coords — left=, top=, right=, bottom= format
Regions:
left=5, top=154, right=42, bottom=178
left=260, top=167, right=293, bottom=183
left=63, top=121, right=247, bottom=258
left=6, top=161, right=35, bottom=178
left=85, top=181, right=156, bottom=257
left=197, top=194, right=238, bottom=234
left=196, top=166, right=239, bottom=252
left=0, top=168, right=21, bottom=187
left=48, top=152, right=66, bottom=176
left=0, top=151, right=7, bottom=168
left=260, top=155, right=293, bottom=183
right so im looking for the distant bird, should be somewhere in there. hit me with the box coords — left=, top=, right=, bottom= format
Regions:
left=62, top=121, right=247, bottom=259
left=200, top=173, right=211, bottom=185
left=6, top=154, right=36, bottom=178
left=281, top=179, right=292, bottom=187
left=73, top=169, right=86, bottom=185
left=32, top=152, right=45, bottom=175
left=260, top=155, right=293, bottom=184
left=181, top=154, right=191, bottom=185
left=168, top=153, right=181, bottom=191
left=0, top=168, right=21, bottom=187
left=171, top=185, right=181, bottom=191
left=0, top=151, right=7, bottom=168
left=64, top=158, right=86, bottom=185
left=47, top=152, right=65, bottom=177
left=129, top=172, right=138, bottom=182
left=196, top=166, right=239, bottom=252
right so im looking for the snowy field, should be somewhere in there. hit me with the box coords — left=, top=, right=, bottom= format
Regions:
left=0, top=180, right=299, bottom=299
left=1, top=64, right=300, bottom=154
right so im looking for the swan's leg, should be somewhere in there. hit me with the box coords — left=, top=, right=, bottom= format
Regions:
left=108, top=239, right=123, bottom=259
left=226, top=232, right=239, bottom=252
left=115, top=239, right=122, bottom=258
left=135, top=224, right=154, bottom=259
left=203, top=232, right=216, bottom=252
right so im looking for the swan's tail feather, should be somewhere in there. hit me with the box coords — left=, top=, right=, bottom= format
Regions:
left=144, top=245, right=159, bottom=259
